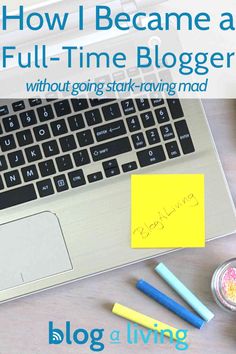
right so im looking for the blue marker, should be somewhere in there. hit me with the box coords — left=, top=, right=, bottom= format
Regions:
left=136, top=279, right=205, bottom=329
left=155, top=263, right=214, bottom=322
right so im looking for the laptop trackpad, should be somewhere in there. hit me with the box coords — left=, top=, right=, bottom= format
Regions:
left=0, top=212, right=72, bottom=291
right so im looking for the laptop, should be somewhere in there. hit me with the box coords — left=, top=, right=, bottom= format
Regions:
left=0, top=0, right=235, bottom=303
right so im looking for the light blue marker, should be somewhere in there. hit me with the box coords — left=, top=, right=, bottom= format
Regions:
left=155, top=263, right=214, bottom=322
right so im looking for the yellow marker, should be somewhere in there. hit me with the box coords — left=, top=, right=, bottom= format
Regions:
left=112, top=303, right=179, bottom=340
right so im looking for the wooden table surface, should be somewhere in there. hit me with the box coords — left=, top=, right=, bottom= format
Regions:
left=0, top=100, right=235, bottom=354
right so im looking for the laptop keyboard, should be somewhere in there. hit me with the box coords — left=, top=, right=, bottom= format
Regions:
left=0, top=98, right=195, bottom=210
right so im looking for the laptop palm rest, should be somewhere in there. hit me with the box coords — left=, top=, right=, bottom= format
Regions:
left=0, top=212, right=72, bottom=292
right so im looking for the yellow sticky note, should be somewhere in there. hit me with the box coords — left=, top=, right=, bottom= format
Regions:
left=131, top=174, right=205, bottom=248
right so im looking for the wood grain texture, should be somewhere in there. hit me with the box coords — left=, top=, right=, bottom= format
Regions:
left=0, top=100, right=235, bottom=354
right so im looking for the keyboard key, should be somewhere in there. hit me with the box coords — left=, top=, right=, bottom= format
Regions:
left=142, top=65, right=155, bottom=74
left=85, top=109, right=102, bottom=126
left=3, top=115, right=20, bottom=132
left=54, top=175, right=69, bottom=192
left=94, top=120, right=126, bottom=142
left=0, top=184, right=37, bottom=210
left=90, top=99, right=114, bottom=107
left=34, top=124, right=51, bottom=141
left=16, top=130, right=33, bottom=147
left=127, top=67, right=140, bottom=77
left=20, top=110, right=37, bottom=127
left=141, top=111, right=155, bottom=128
left=0, top=176, right=4, bottom=190
left=91, top=137, right=132, bottom=162
left=146, top=128, right=161, bottom=145
left=22, top=165, right=39, bottom=182
left=73, top=150, right=90, bottom=167
left=68, top=114, right=85, bottom=131
left=56, top=154, right=73, bottom=172
left=29, top=98, right=42, bottom=107
left=113, top=71, right=125, bottom=81
left=60, top=135, right=77, bottom=152
left=104, top=167, right=120, bottom=178
left=175, top=120, right=195, bottom=154
left=25, top=145, right=42, bottom=162
left=42, top=140, right=60, bottom=157
left=137, top=146, right=166, bottom=167
left=103, top=159, right=118, bottom=170
left=167, top=99, right=184, bottom=119
left=136, top=99, right=150, bottom=111
left=103, top=103, right=122, bottom=121
left=127, top=116, right=141, bottom=132
left=132, top=133, right=146, bottom=149
left=151, top=98, right=164, bottom=107
left=72, top=98, right=89, bottom=112
left=122, top=161, right=138, bottom=173
left=155, top=107, right=170, bottom=124
left=51, top=119, right=68, bottom=136
left=8, top=151, right=25, bottom=168
left=69, top=170, right=86, bottom=188
left=0, top=134, right=16, bottom=152
left=46, top=97, right=57, bottom=102
left=37, top=179, right=54, bottom=198
left=166, top=141, right=181, bottom=159
left=54, top=100, right=71, bottom=117
left=0, top=156, right=8, bottom=171
left=37, top=105, right=54, bottom=122
left=12, top=100, right=25, bottom=112
left=121, top=99, right=136, bottom=115
left=161, top=124, right=175, bottom=141
left=4, top=170, right=21, bottom=188
left=0, top=105, right=9, bottom=116
left=39, top=160, right=56, bottom=177
left=88, top=172, right=103, bottom=183
left=96, top=75, right=111, bottom=85
left=77, top=130, right=94, bottom=147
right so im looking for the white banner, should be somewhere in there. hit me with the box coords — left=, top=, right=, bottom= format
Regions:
left=0, top=0, right=236, bottom=98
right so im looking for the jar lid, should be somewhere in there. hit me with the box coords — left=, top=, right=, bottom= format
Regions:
left=211, top=258, right=236, bottom=312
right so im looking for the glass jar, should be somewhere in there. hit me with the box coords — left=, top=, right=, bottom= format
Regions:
left=211, top=258, right=236, bottom=312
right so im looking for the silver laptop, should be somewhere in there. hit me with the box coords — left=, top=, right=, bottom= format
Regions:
left=0, top=0, right=235, bottom=303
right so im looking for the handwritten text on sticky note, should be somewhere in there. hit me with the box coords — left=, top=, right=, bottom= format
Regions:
left=131, top=175, right=205, bottom=248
